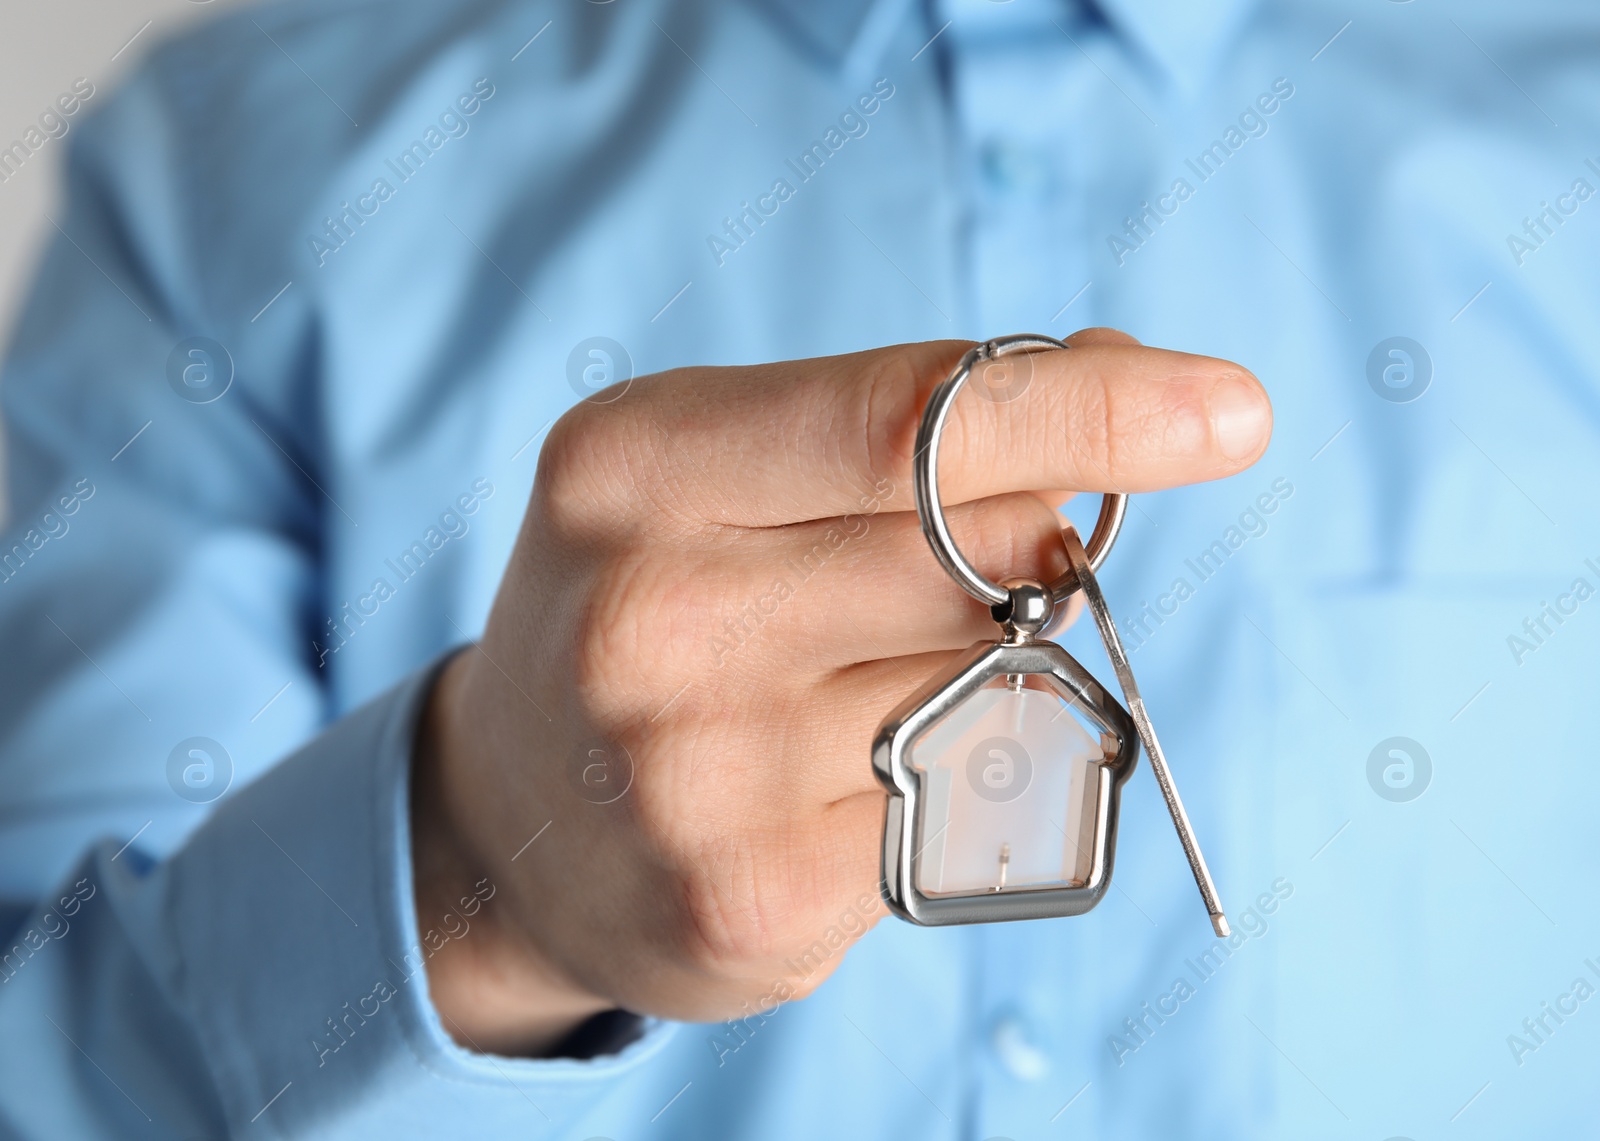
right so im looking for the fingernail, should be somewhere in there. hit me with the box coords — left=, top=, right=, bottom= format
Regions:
left=1210, top=377, right=1270, bottom=461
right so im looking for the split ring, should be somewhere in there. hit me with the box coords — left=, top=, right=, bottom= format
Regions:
left=912, top=334, right=1127, bottom=610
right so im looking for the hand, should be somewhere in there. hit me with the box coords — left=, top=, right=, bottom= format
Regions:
left=412, top=329, right=1272, bottom=1055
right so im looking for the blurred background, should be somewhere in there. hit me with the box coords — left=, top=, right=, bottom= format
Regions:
left=0, top=1, right=246, bottom=429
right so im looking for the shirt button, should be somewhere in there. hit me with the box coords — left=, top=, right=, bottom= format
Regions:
left=990, top=1013, right=1050, bottom=1081
left=978, top=139, right=1051, bottom=196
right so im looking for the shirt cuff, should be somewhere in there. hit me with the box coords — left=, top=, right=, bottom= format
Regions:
left=152, top=651, right=677, bottom=1137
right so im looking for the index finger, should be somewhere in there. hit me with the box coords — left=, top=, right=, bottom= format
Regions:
left=568, top=332, right=1272, bottom=528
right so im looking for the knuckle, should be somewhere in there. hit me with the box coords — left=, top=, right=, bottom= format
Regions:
left=539, top=374, right=717, bottom=534
left=535, top=405, right=612, bottom=536
left=535, top=402, right=652, bottom=538
left=675, top=832, right=777, bottom=968
left=677, top=820, right=879, bottom=982
left=570, top=548, right=736, bottom=735
left=569, top=551, right=687, bottom=722
left=854, top=349, right=928, bottom=494
left=959, top=494, right=1064, bottom=579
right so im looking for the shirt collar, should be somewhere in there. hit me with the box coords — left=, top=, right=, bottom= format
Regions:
left=1091, top=0, right=1263, bottom=91
left=741, top=0, right=1262, bottom=91
left=736, top=0, right=912, bottom=78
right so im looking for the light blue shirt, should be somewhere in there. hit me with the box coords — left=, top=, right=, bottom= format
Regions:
left=2, top=0, right=1598, bottom=1136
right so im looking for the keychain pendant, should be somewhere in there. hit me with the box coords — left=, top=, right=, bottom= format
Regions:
left=874, top=335, right=1230, bottom=934
left=873, top=584, right=1137, bottom=924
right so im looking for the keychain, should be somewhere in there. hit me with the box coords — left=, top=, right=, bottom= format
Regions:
left=872, top=334, right=1230, bottom=936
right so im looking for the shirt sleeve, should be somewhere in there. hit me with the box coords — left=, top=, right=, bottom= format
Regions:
left=0, top=43, right=675, bottom=1141
left=1, top=659, right=677, bottom=1139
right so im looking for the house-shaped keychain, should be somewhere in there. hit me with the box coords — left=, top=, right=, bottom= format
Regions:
left=873, top=336, right=1230, bottom=935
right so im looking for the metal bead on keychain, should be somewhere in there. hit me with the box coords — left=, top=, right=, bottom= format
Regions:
left=872, top=334, right=1231, bottom=936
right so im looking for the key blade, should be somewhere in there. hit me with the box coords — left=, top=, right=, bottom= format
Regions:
left=1061, top=527, right=1230, bottom=934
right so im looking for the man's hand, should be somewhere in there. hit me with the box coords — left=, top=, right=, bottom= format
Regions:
left=412, top=329, right=1272, bottom=1055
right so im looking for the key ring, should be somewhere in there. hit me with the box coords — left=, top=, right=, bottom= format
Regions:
left=881, top=332, right=1229, bottom=936
left=913, top=334, right=1128, bottom=613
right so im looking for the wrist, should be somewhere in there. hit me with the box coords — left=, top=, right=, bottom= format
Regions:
left=411, top=649, right=612, bottom=1056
